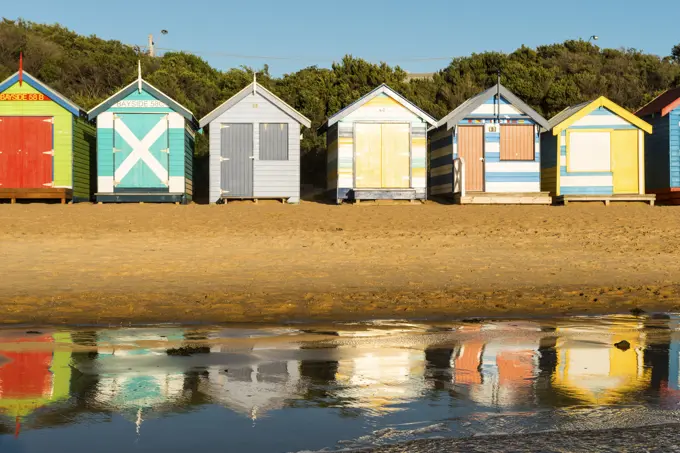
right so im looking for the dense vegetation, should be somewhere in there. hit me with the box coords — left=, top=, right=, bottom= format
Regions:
left=2, top=18, right=679, bottom=184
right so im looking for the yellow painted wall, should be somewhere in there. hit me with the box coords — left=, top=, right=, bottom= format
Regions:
left=0, top=82, right=73, bottom=188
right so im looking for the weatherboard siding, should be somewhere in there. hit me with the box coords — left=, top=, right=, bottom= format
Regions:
left=326, top=124, right=339, bottom=191
left=428, top=127, right=453, bottom=195
left=671, top=109, right=680, bottom=188
left=184, top=124, right=194, bottom=198
left=207, top=91, right=302, bottom=203
left=72, top=117, right=96, bottom=201
left=0, top=81, right=74, bottom=188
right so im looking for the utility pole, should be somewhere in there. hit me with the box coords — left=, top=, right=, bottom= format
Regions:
left=148, top=34, right=154, bottom=57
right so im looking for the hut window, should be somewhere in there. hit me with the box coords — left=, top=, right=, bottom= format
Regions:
left=260, top=123, right=289, bottom=160
left=568, top=131, right=611, bottom=172
left=500, top=125, right=535, bottom=161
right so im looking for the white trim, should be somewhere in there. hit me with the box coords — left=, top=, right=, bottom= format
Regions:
left=98, top=176, right=114, bottom=193
left=169, top=176, right=185, bottom=192
left=638, top=129, right=645, bottom=195
left=98, top=112, right=114, bottom=129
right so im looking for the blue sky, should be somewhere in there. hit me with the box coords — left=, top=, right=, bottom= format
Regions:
left=4, top=0, right=678, bottom=76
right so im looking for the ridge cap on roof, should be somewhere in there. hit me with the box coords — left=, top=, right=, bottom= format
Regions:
left=0, top=70, right=84, bottom=114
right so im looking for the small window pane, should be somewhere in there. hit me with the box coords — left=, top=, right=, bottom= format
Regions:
left=260, top=123, right=288, bottom=160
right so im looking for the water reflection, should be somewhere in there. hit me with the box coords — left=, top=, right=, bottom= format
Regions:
left=0, top=317, right=679, bottom=452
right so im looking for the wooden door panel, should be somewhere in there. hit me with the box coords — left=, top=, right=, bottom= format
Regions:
left=20, top=117, right=53, bottom=188
left=355, top=123, right=382, bottom=188
left=0, top=117, right=23, bottom=188
left=381, top=123, right=410, bottom=188
left=458, top=126, right=484, bottom=192
left=611, top=129, right=639, bottom=194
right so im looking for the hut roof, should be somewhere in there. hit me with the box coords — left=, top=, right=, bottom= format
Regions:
left=546, top=97, right=652, bottom=134
left=199, top=82, right=311, bottom=129
left=0, top=71, right=84, bottom=116
left=318, top=83, right=436, bottom=133
left=87, top=78, right=196, bottom=126
left=435, top=83, right=550, bottom=131
left=635, top=87, right=680, bottom=117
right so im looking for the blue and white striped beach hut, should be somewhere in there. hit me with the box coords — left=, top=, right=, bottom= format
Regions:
left=428, top=83, right=551, bottom=204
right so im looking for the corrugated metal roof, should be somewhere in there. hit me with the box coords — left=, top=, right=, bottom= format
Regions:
left=635, top=87, right=680, bottom=117
left=318, top=84, right=436, bottom=133
left=436, top=83, right=550, bottom=131
left=199, top=82, right=311, bottom=129
left=546, top=101, right=591, bottom=130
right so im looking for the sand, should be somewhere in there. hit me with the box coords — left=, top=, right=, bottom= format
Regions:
left=1, top=201, right=680, bottom=325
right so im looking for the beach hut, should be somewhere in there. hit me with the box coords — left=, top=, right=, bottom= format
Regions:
left=88, top=64, right=198, bottom=203
left=199, top=79, right=311, bottom=204
left=636, top=87, right=680, bottom=204
left=319, top=84, right=436, bottom=204
left=428, top=83, right=551, bottom=204
left=540, top=97, right=655, bottom=205
left=0, top=66, right=95, bottom=204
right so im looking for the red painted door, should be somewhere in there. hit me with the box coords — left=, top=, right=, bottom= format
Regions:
left=0, top=117, right=23, bottom=188
left=0, top=117, right=53, bottom=189
left=0, top=335, right=54, bottom=399
left=21, top=117, right=53, bottom=188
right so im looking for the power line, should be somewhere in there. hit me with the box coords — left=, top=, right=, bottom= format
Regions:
left=146, top=45, right=455, bottom=63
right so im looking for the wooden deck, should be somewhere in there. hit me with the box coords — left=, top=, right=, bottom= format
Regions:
left=454, top=192, right=552, bottom=205
left=95, top=192, right=186, bottom=204
left=221, top=197, right=292, bottom=204
left=344, top=189, right=424, bottom=204
left=555, top=194, right=656, bottom=206
left=0, top=188, right=73, bottom=204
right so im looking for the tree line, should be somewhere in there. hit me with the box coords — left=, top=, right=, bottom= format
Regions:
left=1, top=18, right=679, bottom=185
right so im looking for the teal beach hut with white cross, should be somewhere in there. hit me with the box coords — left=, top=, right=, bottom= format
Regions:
left=88, top=63, right=198, bottom=203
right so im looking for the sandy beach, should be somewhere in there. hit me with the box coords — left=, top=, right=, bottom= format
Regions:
left=1, top=201, right=680, bottom=325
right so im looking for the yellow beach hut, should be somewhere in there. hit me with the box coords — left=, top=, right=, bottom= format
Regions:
left=540, top=97, right=655, bottom=205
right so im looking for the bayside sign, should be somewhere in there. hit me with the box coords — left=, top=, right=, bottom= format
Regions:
left=0, top=93, right=51, bottom=101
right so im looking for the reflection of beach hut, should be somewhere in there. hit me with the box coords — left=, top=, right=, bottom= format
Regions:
left=94, top=329, right=186, bottom=433
left=334, top=347, right=426, bottom=414
left=540, top=97, right=654, bottom=205
left=0, top=332, right=72, bottom=435
left=636, top=87, right=680, bottom=204
left=469, top=340, right=539, bottom=407
left=428, top=83, right=551, bottom=204
left=0, top=67, right=95, bottom=203
left=87, top=64, right=198, bottom=203
left=553, top=324, right=650, bottom=404
left=319, top=84, right=436, bottom=203
left=201, top=359, right=301, bottom=420
left=199, top=80, right=311, bottom=204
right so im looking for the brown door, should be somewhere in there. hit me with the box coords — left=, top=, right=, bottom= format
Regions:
left=458, top=126, right=484, bottom=192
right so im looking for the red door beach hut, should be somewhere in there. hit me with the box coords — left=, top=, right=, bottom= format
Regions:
left=0, top=65, right=95, bottom=203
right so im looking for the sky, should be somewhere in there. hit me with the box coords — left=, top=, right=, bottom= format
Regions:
left=4, top=0, right=679, bottom=76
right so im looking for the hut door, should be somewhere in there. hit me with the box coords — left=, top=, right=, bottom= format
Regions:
left=0, top=117, right=21, bottom=188
left=457, top=126, right=484, bottom=192
left=220, top=124, right=253, bottom=198
left=355, top=123, right=382, bottom=188
left=0, top=117, right=52, bottom=189
left=611, top=130, right=639, bottom=194
left=381, top=123, right=410, bottom=188
left=113, top=113, right=170, bottom=191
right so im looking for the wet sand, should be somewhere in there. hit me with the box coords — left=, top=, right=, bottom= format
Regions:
left=2, top=202, right=680, bottom=325
left=361, top=423, right=680, bottom=453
